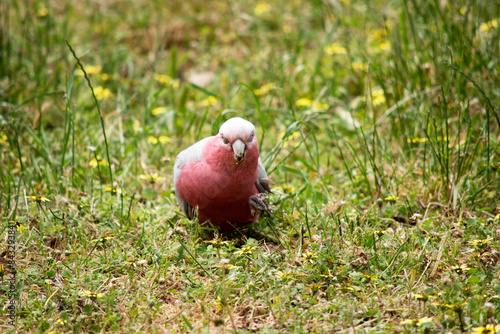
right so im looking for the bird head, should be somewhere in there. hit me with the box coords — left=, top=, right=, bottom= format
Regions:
left=218, top=117, right=257, bottom=165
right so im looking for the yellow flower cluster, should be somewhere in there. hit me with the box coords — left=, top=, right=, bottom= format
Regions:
left=152, top=107, right=168, bottom=115
left=235, top=245, right=256, bottom=255
left=324, top=43, right=347, bottom=55
left=93, top=86, right=112, bottom=100
left=468, top=237, right=493, bottom=248
left=384, top=195, right=399, bottom=203
left=276, top=271, right=293, bottom=279
left=254, top=3, right=271, bottom=15
left=139, top=173, right=165, bottom=184
left=254, top=83, right=277, bottom=96
left=200, top=96, right=218, bottom=107
left=89, top=156, right=106, bottom=168
left=295, top=97, right=329, bottom=110
left=479, top=20, right=498, bottom=32
left=369, top=89, right=386, bottom=107
left=472, top=324, right=500, bottom=334
left=81, top=290, right=104, bottom=298
left=206, top=237, right=229, bottom=247
left=401, top=316, right=433, bottom=326
left=147, top=135, right=171, bottom=145
left=29, top=195, right=50, bottom=203
left=154, top=74, right=180, bottom=88
left=77, top=65, right=102, bottom=76
left=407, top=137, right=428, bottom=143
left=352, top=61, right=367, bottom=72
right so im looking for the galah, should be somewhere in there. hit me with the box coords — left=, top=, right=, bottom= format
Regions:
left=173, top=117, right=272, bottom=231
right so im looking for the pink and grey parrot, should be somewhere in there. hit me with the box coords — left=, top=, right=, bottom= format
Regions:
left=173, top=117, right=272, bottom=231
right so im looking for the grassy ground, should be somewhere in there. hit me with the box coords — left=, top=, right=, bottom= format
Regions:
left=1, top=0, right=500, bottom=332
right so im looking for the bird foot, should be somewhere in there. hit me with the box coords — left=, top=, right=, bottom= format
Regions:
left=249, top=193, right=273, bottom=216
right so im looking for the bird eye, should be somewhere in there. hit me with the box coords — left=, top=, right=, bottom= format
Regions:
left=222, top=136, right=230, bottom=144
left=247, top=133, right=254, bottom=142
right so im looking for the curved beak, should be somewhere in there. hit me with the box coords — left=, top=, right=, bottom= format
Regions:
left=232, top=139, right=246, bottom=164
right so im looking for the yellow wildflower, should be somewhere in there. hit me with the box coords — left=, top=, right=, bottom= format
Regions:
left=235, top=245, right=256, bottom=255
left=352, top=61, right=367, bottom=72
left=451, top=264, right=470, bottom=274
left=416, top=317, right=433, bottom=326
left=104, top=187, right=121, bottom=194
left=479, top=20, right=498, bottom=32
left=133, top=119, right=142, bottom=133
left=77, top=65, right=102, bottom=76
left=206, top=237, right=229, bottom=247
left=295, top=98, right=328, bottom=110
left=13, top=221, right=27, bottom=232
left=369, top=28, right=388, bottom=40
left=147, top=135, right=171, bottom=145
left=37, top=7, right=48, bottom=17
left=199, top=96, right=218, bottom=107
left=254, top=83, right=277, bottom=96
left=276, top=271, right=293, bottom=280
left=81, top=290, right=104, bottom=298
left=379, top=41, right=391, bottom=51
left=216, top=296, right=225, bottom=312
left=93, top=86, right=112, bottom=100
left=280, top=184, right=298, bottom=194
left=407, top=137, right=428, bottom=143
left=471, top=324, right=500, bottom=334
left=154, top=74, right=180, bottom=88
left=295, top=97, right=314, bottom=107
left=468, top=237, right=493, bottom=248
left=384, top=195, right=399, bottom=203
left=139, top=173, right=165, bottom=184
left=301, top=251, right=317, bottom=264
left=312, top=102, right=329, bottom=110
left=91, top=236, right=115, bottom=243
left=254, top=3, right=271, bottom=15
left=0, top=134, right=7, bottom=143
left=29, top=195, right=50, bottom=203
left=325, top=43, right=347, bottom=55
left=151, top=107, right=168, bottom=115
left=370, top=89, right=386, bottom=107
left=125, top=258, right=148, bottom=267
left=363, top=273, right=377, bottom=282
left=89, top=157, right=106, bottom=168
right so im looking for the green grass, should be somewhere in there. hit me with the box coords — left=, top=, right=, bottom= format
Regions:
left=1, top=0, right=500, bottom=332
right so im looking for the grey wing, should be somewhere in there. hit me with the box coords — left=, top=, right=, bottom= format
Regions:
left=173, top=136, right=212, bottom=218
left=255, top=157, right=271, bottom=193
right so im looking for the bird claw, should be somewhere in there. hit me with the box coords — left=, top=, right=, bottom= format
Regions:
left=249, top=193, right=273, bottom=216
